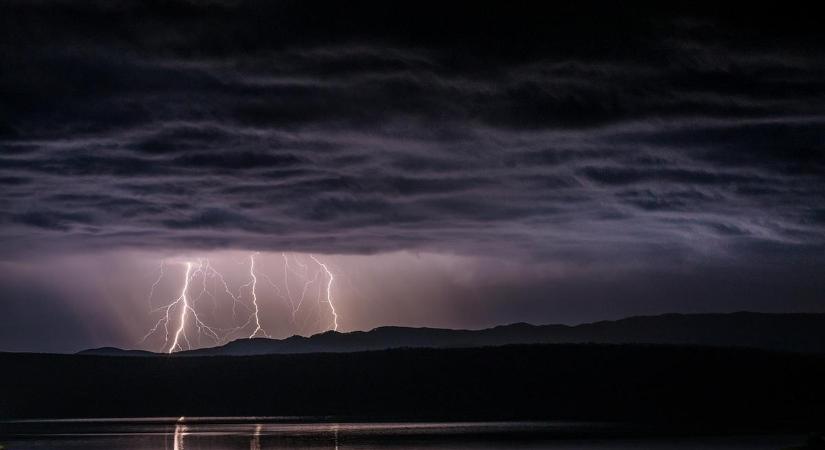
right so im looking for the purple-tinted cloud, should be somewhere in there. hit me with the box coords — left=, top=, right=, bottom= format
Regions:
left=1, top=2, right=825, bottom=352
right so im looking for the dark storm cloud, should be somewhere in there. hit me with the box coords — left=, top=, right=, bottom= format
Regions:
left=12, top=210, right=95, bottom=231
left=1, top=0, right=824, bottom=267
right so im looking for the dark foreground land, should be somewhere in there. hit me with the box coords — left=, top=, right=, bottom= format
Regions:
left=2, top=344, right=825, bottom=431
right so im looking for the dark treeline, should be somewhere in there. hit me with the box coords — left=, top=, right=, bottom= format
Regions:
left=2, top=344, right=825, bottom=429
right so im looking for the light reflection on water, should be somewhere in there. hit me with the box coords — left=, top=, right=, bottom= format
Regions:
left=173, top=422, right=186, bottom=450
left=0, top=418, right=802, bottom=449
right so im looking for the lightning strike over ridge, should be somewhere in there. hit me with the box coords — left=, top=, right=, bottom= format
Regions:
left=311, top=255, right=339, bottom=331
left=168, top=262, right=192, bottom=353
left=248, top=253, right=268, bottom=339
left=140, top=252, right=343, bottom=352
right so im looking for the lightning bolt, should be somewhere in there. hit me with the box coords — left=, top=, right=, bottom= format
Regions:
left=147, top=260, right=165, bottom=309
left=248, top=253, right=269, bottom=338
left=257, top=253, right=322, bottom=335
left=213, top=267, right=246, bottom=320
left=168, top=262, right=193, bottom=353
left=310, top=255, right=338, bottom=331
left=282, top=252, right=297, bottom=315
left=142, top=261, right=222, bottom=353
left=141, top=252, right=342, bottom=351
left=279, top=253, right=321, bottom=334
left=295, top=268, right=320, bottom=328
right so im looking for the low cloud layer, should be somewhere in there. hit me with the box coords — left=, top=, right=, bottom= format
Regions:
left=1, top=2, right=825, bottom=351
left=1, top=1, right=823, bottom=268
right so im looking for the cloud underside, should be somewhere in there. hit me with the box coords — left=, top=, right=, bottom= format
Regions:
left=0, top=1, right=824, bottom=265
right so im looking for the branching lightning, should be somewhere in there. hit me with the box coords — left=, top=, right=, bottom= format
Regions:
left=141, top=252, right=341, bottom=352
left=168, top=262, right=193, bottom=353
left=248, top=253, right=269, bottom=338
left=142, top=260, right=227, bottom=353
left=282, top=253, right=295, bottom=313
left=310, top=255, right=338, bottom=331
left=147, top=261, right=165, bottom=310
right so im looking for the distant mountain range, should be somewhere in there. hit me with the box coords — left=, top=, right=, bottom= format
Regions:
left=78, top=312, right=825, bottom=356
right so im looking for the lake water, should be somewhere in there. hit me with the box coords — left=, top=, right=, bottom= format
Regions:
left=0, top=418, right=803, bottom=449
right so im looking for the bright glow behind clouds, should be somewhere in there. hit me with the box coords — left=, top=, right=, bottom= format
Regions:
left=0, top=248, right=824, bottom=353
left=0, top=249, right=568, bottom=352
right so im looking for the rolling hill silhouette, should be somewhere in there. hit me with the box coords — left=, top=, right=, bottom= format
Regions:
left=79, top=312, right=825, bottom=356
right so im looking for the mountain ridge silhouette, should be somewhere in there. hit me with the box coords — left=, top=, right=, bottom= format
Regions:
left=78, top=311, right=825, bottom=356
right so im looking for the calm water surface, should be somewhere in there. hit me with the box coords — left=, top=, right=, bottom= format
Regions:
left=0, top=418, right=801, bottom=450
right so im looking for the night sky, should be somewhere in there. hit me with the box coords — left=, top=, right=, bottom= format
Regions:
left=1, top=2, right=824, bottom=352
